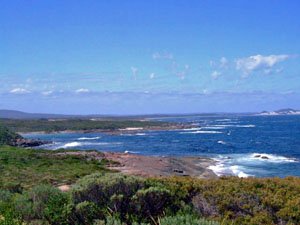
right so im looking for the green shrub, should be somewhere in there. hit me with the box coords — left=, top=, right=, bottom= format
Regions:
left=0, top=125, right=21, bottom=146
left=0, top=190, right=22, bottom=225
left=99, top=217, right=125, bottom=225
left=72, top=173, right=145, bottom=221
left=131, top=187, right=173, bottom=222
left=74, top=201, right=100, bottom=225
left=159, top=214, right=219, bottom=225
left=14, top=185, right=68, bottom=224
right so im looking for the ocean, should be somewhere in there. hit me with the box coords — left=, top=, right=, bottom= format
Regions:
left=25, top=115, right=300, bottom=178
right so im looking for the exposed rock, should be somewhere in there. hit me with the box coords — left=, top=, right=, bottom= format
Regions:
left=11, top=138, right=51, bottom=148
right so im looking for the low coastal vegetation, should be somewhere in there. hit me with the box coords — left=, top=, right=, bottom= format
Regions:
left=0, top=119, right=170, bottom=133
left=0, top=125, right=22, bottom=145
left=1, top=171, right=300, bottom=224
left=1, top=125, right=300, bottom=224
left=0, top=145, right=112, bottom=190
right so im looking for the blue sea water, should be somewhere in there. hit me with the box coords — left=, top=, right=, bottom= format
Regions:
left=25, top=115, right=300, bottom=178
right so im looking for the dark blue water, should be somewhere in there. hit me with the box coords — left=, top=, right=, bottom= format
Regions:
left=25, top=115, right=300, bottom=178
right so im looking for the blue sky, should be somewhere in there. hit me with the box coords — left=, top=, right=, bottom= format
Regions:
left=1, top=0, right=300, bottom=114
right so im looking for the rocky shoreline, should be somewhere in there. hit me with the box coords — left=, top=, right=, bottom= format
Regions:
left=54, top=150, right=217, bottom=179
left=10, top=138, right=51, bottom=148
left=104, top=152, right=217, bottom=178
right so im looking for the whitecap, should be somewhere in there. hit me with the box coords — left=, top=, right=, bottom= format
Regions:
left=208, top=164, right=228, bottom=176
left=77, top=137, right=101, bottom=140
left=136, top=133, right=147, bottom=136
left=230, top=165, right=251, bottom=178
left=215, top=119, right=232, bottom=122
left=207, top=124, right=255, bottom=128
left=120, top=133, right=134, bottom=136
left=217, top=140, right=226, bottom=145
left=124, top=150, right=139, bottom=154
left=202, top=126, right=225, bottom=130
left=236, top=125, right=256, bottom=128
left=57, top=141, right=122, bottom=149
left=209, top=163, right=252, bottom=178
left=182, top=127, right=202, bottom=131
left=180, top=130, right=222, bottom=134
left=249, top=153, right=297, bottom=163
left=62, top=142, right=82, bottom=148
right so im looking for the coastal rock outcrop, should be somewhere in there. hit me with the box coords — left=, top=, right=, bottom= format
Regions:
left=11, top=138, right=51, bottom=148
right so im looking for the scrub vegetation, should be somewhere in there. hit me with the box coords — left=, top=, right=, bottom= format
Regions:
left=0, top=119, right=170, bottom=133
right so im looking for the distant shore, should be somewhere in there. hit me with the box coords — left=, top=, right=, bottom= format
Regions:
left=19, top=123, right=194, bottom=136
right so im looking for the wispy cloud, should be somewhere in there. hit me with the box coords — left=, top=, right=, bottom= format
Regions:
left=41, top=90, right=54, bottom=96
left=211, top=70, right=222, bottom=79
left=75, top=88, right=90, bottom=93
left=149, top=73, right=155, bottom=79
left=131, top=67, right=138, bottom=79
left=152, top=52, right=173, bottom=60
left=9, top=88, right=30, bottom=94
left=236, top=54, right=290, bottom=76
left=210, top=57, right=228, bottom=69
left=220, top=57, right=228, bottom=68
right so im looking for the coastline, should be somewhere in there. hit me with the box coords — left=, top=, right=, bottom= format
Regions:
left=18, top=123, right=195, bottom=136
left=55, top=150, right=218, bottom=179
left=104, top=152, right=218, bottom=178
left=17, top=123, right=219, bottom=178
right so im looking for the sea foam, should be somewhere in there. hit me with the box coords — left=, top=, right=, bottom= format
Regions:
left=77, top=137, right=101, bottom=140
left=249, top=153, right=297, bottom=163
left=180, top=130, right=222, bottom=134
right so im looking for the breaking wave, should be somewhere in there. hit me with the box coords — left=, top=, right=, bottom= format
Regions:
left=77, top=137, right=101, bottom=140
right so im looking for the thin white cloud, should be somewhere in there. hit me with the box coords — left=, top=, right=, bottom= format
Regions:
left=149, top=73, right=155, bottom=79
left=131, top=67, right=138, bottom=79
left=75, top=88, right=90, bottom=93
left=210, top=57, right=228, bottom=70
left=211, top=71, right=222, bottom=79
left=9, top=88, right=30, bottom=94
left=152, top=52, right=173, bottom=60
left=220, top=57, right=228, bottom=68
left=236, top=54, right=290, bottom=76
left=41, top=90, right=54, bottom=96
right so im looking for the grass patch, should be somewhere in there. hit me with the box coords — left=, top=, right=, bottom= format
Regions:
left=0, top=145, right=110, bottom=189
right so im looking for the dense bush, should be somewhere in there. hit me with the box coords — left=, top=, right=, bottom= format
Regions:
left=1, top=173, right=300, bottom=224
left=159, top=176, right=300, bottom=225
left=71, top=173, right=181, bottom=224
left=0, top=125, right=21, bottom=146
left=14, top=185, right=69, bottom=224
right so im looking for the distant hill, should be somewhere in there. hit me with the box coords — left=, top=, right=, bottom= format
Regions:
left=0, top=109, right=248, bottom=120
left=258, top=108, right=300, bottom=116
left=0, top=110, right=74, bottom=119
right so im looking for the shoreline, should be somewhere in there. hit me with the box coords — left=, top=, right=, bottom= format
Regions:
left=18, top=123, right=195, bottom=136
left=56, top=150, right=218, bottom=179
left=104, top=152, right=218, bottom=178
